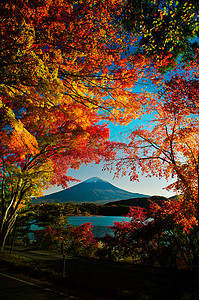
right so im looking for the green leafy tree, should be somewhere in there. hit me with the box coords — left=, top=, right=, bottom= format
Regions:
left=122, top=0, right=199, bottom=71
left=33, top=203, right=69, bottom=230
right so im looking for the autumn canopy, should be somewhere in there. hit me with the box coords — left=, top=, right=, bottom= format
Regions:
left=0, top=0, right=150, bottom=248
left=0, top=0, right=199, bottom=250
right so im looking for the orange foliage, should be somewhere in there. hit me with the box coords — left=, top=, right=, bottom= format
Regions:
left=0, top=0, right=152, bottom=248
left=105, top=67, right=199, bottom=228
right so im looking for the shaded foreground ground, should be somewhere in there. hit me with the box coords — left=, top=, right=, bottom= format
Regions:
left=0, top=247, right=199, bottom=300
left=0, top=272, right=82, bottom=300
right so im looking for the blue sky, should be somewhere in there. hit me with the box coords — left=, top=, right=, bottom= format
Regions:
left=44, top=160, right=175, bottom=198
left=44, top=116, right=176, bottom=198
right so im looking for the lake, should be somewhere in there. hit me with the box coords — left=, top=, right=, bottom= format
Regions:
left=30, top=216, right=130, bottom=238
left=68, top=216, right=130, bottom=237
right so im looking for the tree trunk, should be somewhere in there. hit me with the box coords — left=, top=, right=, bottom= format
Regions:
left=0, top=216, right=17, bottom=251
left=0, top=224, right=10, bottom=251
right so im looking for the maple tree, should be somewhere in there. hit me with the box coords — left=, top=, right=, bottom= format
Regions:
left=0, top=89, right=116, bottom=249
left=0, top=0, right=149, bottom=138
left=67, top=222, right=98, bottom=256
left=33, top=222, right=98, bottom=257
left=0, top=0, right=154, bottom=250
left=109, top=202, right=199, bottom=268
left=105, top=69, right=199, bottom=230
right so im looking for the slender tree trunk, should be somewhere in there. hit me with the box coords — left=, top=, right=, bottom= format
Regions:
left=0, top=224, right=10, bottom=251
left=10, top=220, right=18, bottom=254
left=0, top=215, right=17, bottom=251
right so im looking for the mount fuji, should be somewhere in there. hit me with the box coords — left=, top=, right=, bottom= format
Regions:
left=33, top=177, right=149, bottom=204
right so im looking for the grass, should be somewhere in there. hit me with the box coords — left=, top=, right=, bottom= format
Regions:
left=0, top=251, right=32, bottom=265
left=0, top=250, right=59, bottom=281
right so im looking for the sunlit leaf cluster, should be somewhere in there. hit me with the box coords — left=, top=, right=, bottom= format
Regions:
left=122, top=0, right=199, bottom=71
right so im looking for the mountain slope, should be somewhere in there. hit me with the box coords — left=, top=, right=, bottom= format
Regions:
left=33, top=177, right=149, bottom=204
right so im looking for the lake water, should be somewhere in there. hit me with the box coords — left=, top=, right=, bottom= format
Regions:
left=68, top=216, right=130, bottom=237
left=30, top=216, right=130, bottom=238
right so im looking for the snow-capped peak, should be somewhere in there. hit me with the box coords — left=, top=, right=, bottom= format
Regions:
left=84, top=177, right=106, bottom=183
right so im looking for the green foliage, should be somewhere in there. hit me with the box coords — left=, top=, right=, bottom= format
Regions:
left=33, top=202, right=72, bottom=230
left=78, top=203, right=99, bottom=215
left=122, top=0, right=199, bottom=71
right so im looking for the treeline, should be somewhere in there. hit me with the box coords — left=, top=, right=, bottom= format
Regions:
left=32, top=195, right=168, bottom=218
left=78, top=202, right=130, bottom=216
left=33, top=201, right=131, bottom=217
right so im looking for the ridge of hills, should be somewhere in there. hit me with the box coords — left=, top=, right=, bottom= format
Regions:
left=106, top=195, right=168, bottom=206
left=104, top=195, right=168, bottom=210
left=32, top=176, right=150, bottom=204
